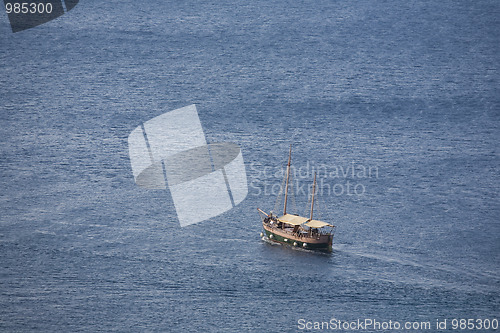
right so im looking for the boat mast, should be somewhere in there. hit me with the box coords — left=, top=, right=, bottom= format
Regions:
left=283, top=144, right=292, bottom=215
left=309, top=172, right=317, bottom=220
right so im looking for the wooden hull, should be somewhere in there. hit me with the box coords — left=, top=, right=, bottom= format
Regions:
left=262, top=223, right=332, bottom=252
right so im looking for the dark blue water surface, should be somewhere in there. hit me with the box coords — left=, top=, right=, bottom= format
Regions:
left=1, top=1, right=499, bottom=332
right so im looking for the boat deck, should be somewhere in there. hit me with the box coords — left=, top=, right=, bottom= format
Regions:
left=262, top=221, right=331, bottom=244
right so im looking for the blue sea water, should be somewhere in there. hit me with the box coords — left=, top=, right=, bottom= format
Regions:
left=1, top=0, right=499, bottom=332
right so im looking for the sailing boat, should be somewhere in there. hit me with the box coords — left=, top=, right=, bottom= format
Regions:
left=258, top=145, right=335, bottom=252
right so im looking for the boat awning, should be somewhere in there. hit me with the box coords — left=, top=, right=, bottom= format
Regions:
left=277, top=214, right=309, bottom=226
left=304, top=220, right=334, bottom=228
